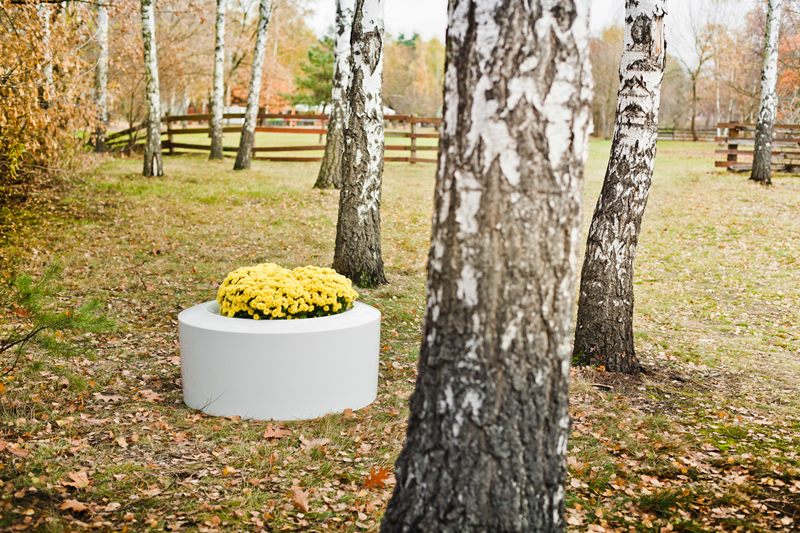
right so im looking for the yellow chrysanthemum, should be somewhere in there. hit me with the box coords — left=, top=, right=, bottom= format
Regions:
left=216, top=263, right=358, bottom=320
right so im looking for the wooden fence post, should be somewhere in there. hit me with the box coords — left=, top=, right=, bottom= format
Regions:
left=727, top=124, right=739, bottom=167
left=165, top=113, right=175, bottom=155
left=410, top=116, right=417, bottom=164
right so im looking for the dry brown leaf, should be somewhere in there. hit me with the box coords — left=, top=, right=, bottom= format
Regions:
left=290, top=486, right=309, bottom=512
left=139, top=389, right=163, bottom=402
left=6, top=442, right=30, bottom=458
left=299, top=436, right=330, bottom=450
left=59, top=499, right=88, bottom=513
left=61, top=470, right=90, bottom=489
left=263, top=424, right=291, bottom=440
left=93, top=393, right=123, bottom=403
left=363, top=466, right=392, bottom=489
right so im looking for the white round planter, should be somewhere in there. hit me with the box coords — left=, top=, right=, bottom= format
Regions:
left=178, top=301, right=380, bottom=421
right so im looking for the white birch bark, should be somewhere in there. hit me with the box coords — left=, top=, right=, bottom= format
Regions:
left=210, top=0, right=227, bottom=160
left=37, top=3, right=53, bottom=108
left=233, top=0, right=273, bottom=171
left=750, top=0, right=783, bottom=185
left=382, top=1, right=592, bottom=529
left=314, top=0, right=355, bottom=189
left=140, top=0, right=164, bottom=177
left=332, top=0, right=386, bottom=287
left=94, top=0, right=110, bottom=153
left=573, top=0, right=667, bottom=373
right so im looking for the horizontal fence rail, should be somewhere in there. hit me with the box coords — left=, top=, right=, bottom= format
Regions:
left=656, top=128, right=716, bottom=142
left=714, top=122, right=800, bottom=173
left=106, top=112, right=442, bottom=164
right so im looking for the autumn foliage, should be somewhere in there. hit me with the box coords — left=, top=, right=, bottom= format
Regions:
left=0, top=3, right=94, bottom=197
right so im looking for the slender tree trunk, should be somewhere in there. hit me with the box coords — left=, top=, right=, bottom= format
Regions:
left=332, top=0, right=386, bottom=287
left=381, top=1, right=592, bottom=530
left=94, top=0, right=110, bottom=153
left=140, top=0, right=163, bottom=177
left=209, top=0, right=227, bottom=160
left=573, top=0, right=667, bottom=374
left=314, top=0, right=355, bottom=189
left=750, top=0, right=783, bottom=186
left=690, top=75, right=698, bottom=142
left=233, top=0, right=272, bottom=171
left=37, top=3, right=53, bottom=109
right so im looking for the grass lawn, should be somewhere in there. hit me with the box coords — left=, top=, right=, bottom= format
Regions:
left=1, top=141, right=799, bottom=531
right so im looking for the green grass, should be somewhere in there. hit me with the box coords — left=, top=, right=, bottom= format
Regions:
left=1, top=140, right=799, bottom=531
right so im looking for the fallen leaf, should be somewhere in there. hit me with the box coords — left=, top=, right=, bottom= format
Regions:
left=139, top=389, right=163, bottom=402
left=263, top=424, right=291, bottom=440
left=5, top=442, right=30, bottom=458
left=290, top=486, right=309, bottom=512
left=363, top=466, right=392, bottom=489
left=93, top=393, right=123, bottom=403
left=299, top=436, right=330, bottom=450
left=61, top=470, right=90, bottom=489
left=59, top=499, right=88, bottom=513
left=222, top=466, right=238, bottom=476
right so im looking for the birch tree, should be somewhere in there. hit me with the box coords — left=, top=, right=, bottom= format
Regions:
left=209, top=0, right=226, bottom=160
left=140, top=0, right=163, bottom=177
left=573, top=0, right=667, bottom=374
left=331, top=0, right=386, bottom=287
left=37, top=3, right=53, bottom=108
left=233, top=0, right=272, bottom=171
left=94, top=0, right=110, bottom=153
left=750, top=0, right=784, bottom=185
left=381, top=1, right=592, bottom=530
left=314, top=0, right=354, bottom=189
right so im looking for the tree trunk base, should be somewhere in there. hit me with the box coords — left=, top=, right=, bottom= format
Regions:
left=573, top=343, right=642, bottom=374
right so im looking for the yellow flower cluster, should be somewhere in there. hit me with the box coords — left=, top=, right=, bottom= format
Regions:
left=216, top=263, right=358, bottom=320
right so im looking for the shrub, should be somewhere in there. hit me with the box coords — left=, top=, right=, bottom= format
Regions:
left=216, top=263, right=358, bottom=320
left=1, top=264, right=112, bottom=378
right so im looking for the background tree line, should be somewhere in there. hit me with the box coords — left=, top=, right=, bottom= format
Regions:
left=3, top=0, right=799, bottom=194
left=590, top=0, right=800, bottom=139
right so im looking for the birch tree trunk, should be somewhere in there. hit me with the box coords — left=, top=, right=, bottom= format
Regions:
left=381, top=1, right=592, bottom=530
left=94, top=0, right=110, bottom=153
left=233, top=0, right=272, bottom=171
left=314, top=0, right=355, bottom=189
left=140, top=0, right=163, bottom=177
left=37, top=3, right=53, bottom=109
left=750, top=0, right=783, bottom=186
left=573, top=0, right=667, bottom=374
left=331, top=0, right=386, bottom=287
left=209, top=0, right=227, bottom=160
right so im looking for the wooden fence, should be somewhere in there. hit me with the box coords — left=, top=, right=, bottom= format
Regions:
left=106, top=112, right=441, bottom=164
left=656, top=128, right=716, bottom=142
left=715, top=122, right=800, bottom=172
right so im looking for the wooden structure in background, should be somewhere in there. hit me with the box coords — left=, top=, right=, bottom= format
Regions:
left=715, top=122, right=800, bottom=173
left=106, top=112, right=441, bottom=164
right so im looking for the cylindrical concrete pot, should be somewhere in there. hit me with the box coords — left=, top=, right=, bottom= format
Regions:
left=178, top=301, right=380, bottom=421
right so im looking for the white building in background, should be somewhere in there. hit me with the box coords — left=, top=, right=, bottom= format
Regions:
left=224, top=105, right=246, bottom=125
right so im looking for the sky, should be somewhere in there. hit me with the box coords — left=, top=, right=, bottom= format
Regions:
left=306, top=0, right=759, bottom=64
